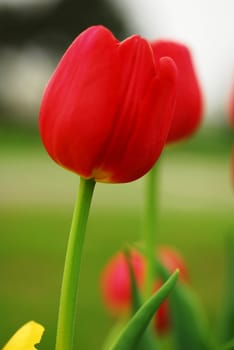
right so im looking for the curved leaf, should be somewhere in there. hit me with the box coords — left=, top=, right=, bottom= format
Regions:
left=109, top=270, right=178, bottom=350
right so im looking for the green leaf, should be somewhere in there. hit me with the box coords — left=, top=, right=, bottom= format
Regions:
left=156, top=260, right=216, bottom=350
left=109, top=270, right=178, bottom=350
left=124, top=249, right=158, bottom=350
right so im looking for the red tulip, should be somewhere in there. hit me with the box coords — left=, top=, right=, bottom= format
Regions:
left=39, top=26, right=177, bottom=183
left=151, top=40, right=203, bottom=143
left=100, top=250, right=146, bottom=315
left=100, top=246, right=188, bottom=334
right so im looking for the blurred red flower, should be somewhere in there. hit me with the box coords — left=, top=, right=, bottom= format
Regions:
left=151, top=40, right=203, bottom=143
left=100, top=246, right=188, bottom=334
left=100, top=250, right=145, bottom=315
left=39, top=26, right=177, bottom=183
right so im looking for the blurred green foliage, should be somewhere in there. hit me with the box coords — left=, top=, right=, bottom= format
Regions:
left=0, top=124, right=233, bottom=349
left=0, top=206, right=231, bottom=349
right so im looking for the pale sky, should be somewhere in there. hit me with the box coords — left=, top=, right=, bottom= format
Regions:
left=109, top=0, right=234, bottom=118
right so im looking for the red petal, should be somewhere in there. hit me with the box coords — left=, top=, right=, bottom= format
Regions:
left=94, top=36, right=168, bottom=182
left=151, top=40, right=203, bottom=142
left=39, top=26, right=121, bottom=177
left=100, top=251, right=145, bottom=315
left=109, top=56, right=177, bottom=183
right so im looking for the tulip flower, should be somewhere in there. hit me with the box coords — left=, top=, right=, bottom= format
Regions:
left=39, top=25, right=177, bottom=183
left=100, top=250, right=146, bottom=314
left=151, top=40, right=203, bottom=143
left=2, top=321, right=44, bottom=350
left=100, top=246, right=188, bottom=334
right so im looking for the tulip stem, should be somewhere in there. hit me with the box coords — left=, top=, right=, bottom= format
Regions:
left=143, top=163, right=159, bottom=298
left=55, top=177, right=96, bottom=350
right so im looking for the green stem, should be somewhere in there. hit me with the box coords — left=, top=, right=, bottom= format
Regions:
left=143, top=163, right=159, bottom=297
left=55, top=177, right=96, bottom=350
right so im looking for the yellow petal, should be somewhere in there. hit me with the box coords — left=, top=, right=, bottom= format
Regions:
left=2, top=321, right=44, bottom=350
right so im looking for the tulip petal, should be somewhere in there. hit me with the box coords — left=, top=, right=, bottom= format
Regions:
left=151, top=40, right=203, bottom=142
left=94, top=38, right=177, bottom=183
left=100, top=251, right=145, bottom=314
left=108, top=56, right=177, bottom=183
left=2, top=321, right=44, bottom=350
left=40, top=26, right=121, bottom=178
left=83, top=35, right=159, bottom=182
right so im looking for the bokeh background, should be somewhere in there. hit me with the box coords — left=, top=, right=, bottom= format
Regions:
left=0, top=0, right=234, bottom=349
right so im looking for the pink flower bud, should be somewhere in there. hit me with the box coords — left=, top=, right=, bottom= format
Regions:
left=100, top=250, right=145, bottom=315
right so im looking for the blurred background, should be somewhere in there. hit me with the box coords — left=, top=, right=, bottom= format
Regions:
left=0, top=0, right=234, bottom=349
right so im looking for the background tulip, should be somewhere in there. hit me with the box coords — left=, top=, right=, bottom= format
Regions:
left=151, top=40, right=203, bottom=143
left=100, top=246, right=188, bottom=334
left=100, top=250, right=146, bottom=314
left=39, top=25, right=177, bottom=183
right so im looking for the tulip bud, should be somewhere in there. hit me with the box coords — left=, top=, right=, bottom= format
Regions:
left=39, top=26, right=177, bottom=183
left=151, top=40, right=203, bottom=143
left=100, top=246, right=188, bottom=335
left=100, top=250, right=145, bottom=315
